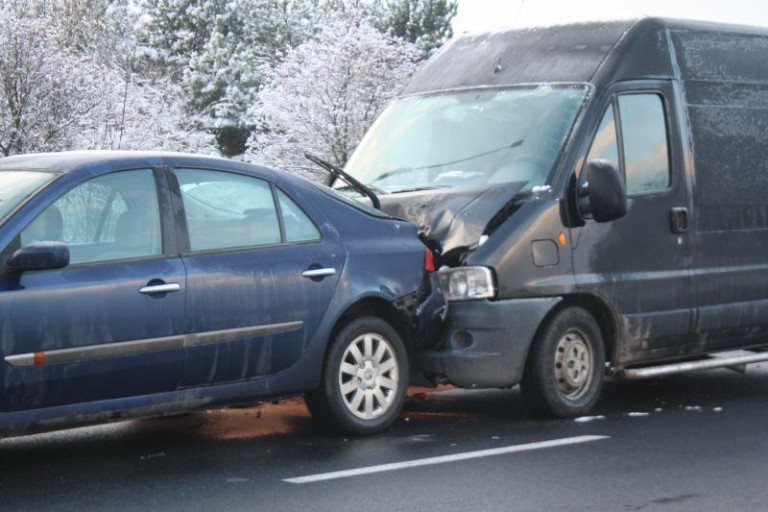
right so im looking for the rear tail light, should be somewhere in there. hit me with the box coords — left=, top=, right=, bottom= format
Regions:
left=424, top=248, right=436, bottom=272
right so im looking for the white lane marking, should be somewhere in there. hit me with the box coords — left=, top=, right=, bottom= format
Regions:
left=284, top=435, right=609, bottom=484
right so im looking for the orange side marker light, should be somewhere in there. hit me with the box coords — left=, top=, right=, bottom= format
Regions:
left=557, top=232, right=567, bottom=247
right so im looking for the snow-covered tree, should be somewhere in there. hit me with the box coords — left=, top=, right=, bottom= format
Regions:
left=247, top=17, right=418, bottom=175
left=0, top=0, right=452, bottom=160
left=72, top=75, right=215, bottom=153
left=0, top=1, right=213, bottom=156
left=141, top=0, right=325, bottom=157
left=0, top=5, right=101, bottom=155
left=375, top=0, right=457, bottom=58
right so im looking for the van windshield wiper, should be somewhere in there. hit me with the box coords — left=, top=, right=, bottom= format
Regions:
left=368, top=139, right=524, bottom=185
left=305, top=153, right=381, bottom=210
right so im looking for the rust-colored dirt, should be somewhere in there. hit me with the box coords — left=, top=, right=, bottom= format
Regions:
left=191, top=386, right=454, bottom=441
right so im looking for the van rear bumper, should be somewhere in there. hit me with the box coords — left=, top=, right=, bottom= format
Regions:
left=411, top=297, right=561, bottom=388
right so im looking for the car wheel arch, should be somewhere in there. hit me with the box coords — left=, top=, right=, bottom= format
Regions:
left=328, top=296, right=413, bottom=353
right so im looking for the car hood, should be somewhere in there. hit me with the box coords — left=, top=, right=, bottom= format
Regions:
left=377, top=181, right=528, bottom=260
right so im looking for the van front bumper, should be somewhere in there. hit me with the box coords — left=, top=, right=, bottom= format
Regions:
left=411, top=297, right=561, bottom=388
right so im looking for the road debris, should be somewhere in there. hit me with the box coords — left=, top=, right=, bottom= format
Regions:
left=573, top=415, right=605, bottom=423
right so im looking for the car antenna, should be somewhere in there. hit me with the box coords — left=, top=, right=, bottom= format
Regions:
left=304, top=153, right=381, bottom=210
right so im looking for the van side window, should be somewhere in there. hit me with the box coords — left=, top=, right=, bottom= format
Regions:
left=585, top=104, right=619, bottom=171
left=618, top=94, right=671, bottom=195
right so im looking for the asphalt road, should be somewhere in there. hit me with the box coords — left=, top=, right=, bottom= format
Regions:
left=3, top=364, right=768, bottom=511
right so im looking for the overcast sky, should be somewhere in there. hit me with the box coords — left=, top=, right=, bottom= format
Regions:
left=453, top=0, right=768, bottom=34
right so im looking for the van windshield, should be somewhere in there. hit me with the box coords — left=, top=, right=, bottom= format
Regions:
left=343, top=85, right=588, bottom=194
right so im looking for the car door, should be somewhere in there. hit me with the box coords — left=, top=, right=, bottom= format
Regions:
left=0, top=168, right=187, bottom=412
left=171, top=167, right=343, bottom=386
left=571, top=81, right=694, bottom=364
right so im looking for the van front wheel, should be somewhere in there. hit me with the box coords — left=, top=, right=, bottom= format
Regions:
left=521, top=307, right=605, bottom=418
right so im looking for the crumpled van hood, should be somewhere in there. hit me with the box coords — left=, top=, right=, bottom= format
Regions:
left=377, top=181, right=528, bottom=260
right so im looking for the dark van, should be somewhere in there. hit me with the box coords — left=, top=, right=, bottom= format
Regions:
left=337, top=18, right=768, bottom=417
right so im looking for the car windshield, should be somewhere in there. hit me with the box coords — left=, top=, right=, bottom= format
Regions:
left=343, top=85, right=588, bottom=194
left=0, top=171, right=55, bottom=224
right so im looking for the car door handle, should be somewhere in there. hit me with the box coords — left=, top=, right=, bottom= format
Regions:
left=139, top=283, right=181, bottom=295
left=670, top=207, right=689, bottom=234
left=302, top=268, right=336, bottom=278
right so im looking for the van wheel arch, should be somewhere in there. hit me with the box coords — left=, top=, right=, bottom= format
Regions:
left=520, top=292, right=621, bottom=417
left=521, top=306, right=605, bottom=417
left=533, top=294, right=618, bottom=365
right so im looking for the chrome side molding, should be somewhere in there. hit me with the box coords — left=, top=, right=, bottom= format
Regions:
left=4, top=321, right=303, bottom=367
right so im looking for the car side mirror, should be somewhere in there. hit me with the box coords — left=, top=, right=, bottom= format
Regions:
left=7, top=242, right=70, bottom=273
left=578, top=160, right=627, bottom=223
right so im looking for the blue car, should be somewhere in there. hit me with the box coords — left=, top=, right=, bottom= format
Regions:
left=0, top=151, right=442, bottom=436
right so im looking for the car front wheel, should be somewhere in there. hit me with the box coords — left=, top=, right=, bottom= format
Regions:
left=305, top=316, right=408, bottom=435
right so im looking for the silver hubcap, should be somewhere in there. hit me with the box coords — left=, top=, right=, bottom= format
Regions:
left=339, top=333, right=399, bottom=420
left=554, top=329, right=593, bottom=400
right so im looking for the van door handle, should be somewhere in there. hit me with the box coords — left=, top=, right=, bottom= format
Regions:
left=670, top=207, right=689, bottom=234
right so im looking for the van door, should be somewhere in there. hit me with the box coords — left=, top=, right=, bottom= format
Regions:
left=571, top=81, right=695, bottom=364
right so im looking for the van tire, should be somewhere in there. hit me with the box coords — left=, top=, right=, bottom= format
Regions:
left=305, top=317, right=408, bottom=435
left=521, top=307, right=605, bottom=418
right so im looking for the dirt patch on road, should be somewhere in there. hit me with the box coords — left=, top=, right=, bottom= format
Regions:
left=193, top=386, right=453, bottom=441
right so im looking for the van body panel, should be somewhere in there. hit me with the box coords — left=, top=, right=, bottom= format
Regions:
left=378, top=181, right=527, bottom=260
left=466, top=199, right=576, bottom=298
left=344, top=17, right=768, bottom=391
left=669, top=27, right=768, bottom=350
left=402, top=22, right=632, bottom=96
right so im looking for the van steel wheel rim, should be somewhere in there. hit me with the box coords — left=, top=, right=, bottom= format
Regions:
left=339, top=333, right=399, bottom=420
left=554, top=328, right=593, bottom=400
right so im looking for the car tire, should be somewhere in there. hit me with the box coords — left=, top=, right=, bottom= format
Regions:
left=521, top=306, right=605, bottom=418
left=305, top=316, right=408, bottom=435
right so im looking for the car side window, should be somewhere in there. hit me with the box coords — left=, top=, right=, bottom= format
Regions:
left=176, top=168, right=282, bottom=251
left=618, top=94, right=671, bottom=195
left=20, top=169, right=161, bottom=265
left=276, top=189, right=320, bottom=243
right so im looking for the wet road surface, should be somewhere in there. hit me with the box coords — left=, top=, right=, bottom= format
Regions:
left=3, top=365, right=768, bottom=511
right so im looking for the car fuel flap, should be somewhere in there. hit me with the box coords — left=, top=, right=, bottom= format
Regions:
left=377, top=181, right=528, bottom=260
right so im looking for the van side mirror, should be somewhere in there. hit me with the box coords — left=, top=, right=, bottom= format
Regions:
left=7, top=242, right=70, bottom=273
left=578, top=160, right=627, bottom=223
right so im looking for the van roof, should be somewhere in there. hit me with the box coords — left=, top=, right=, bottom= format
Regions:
left=402, top=17, right=768, bottom=95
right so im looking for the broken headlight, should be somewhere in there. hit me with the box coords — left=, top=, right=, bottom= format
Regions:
left=438, top=266, right=496, bottom=302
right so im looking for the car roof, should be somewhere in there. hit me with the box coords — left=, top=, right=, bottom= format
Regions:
left=0, top=150, right=274, bottom=177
